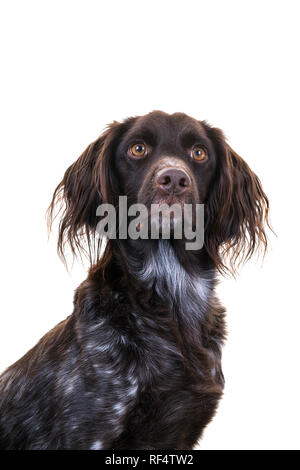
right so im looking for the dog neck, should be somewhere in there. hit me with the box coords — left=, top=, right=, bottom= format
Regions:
left=116, top=239, right=215, bottom=320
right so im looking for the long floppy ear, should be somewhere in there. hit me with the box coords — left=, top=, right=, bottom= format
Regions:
left=47, top=121, right=124, bottom=264
left=203, top=124, right=270, bottom=275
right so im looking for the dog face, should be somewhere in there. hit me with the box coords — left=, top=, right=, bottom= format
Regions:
left=112, top=111, right=217, bottom=210
left=49, top=110, right=269, bottom=273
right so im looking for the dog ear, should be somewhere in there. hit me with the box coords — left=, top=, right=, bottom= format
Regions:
left=48, top=121, right=124, bottom=264
left=203, top=124, right=270, bottom=274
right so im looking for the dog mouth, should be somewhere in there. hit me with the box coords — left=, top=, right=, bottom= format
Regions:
left=134, top=192, right=198, bottom=238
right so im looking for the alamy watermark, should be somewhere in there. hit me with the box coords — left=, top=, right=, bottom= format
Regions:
left=95, top=196, right=204, bottom=250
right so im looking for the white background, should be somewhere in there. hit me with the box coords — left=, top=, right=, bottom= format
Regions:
left=0, top=0, right=299, bottom=450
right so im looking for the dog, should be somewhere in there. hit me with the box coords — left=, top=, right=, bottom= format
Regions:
left=0, top=111, right=269, bottom=449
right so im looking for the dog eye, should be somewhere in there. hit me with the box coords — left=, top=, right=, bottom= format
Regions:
left=191, top=146, right=208, bottom=162
left=128, top=143, right=147, bottom=158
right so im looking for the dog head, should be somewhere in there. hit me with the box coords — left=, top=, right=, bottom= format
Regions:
left=48, top=110, right=269, bottom=273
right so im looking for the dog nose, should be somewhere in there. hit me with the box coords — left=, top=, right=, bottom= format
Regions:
left=156, top=168, right=191, bottom=195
